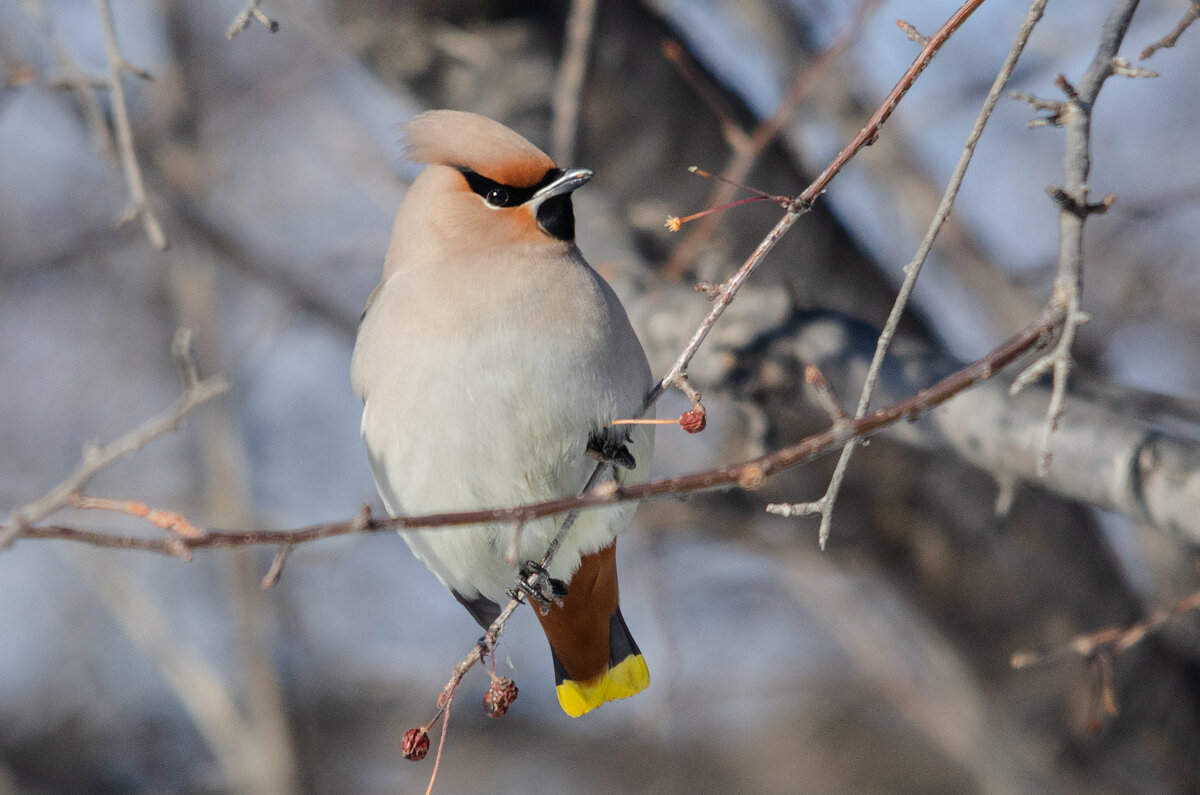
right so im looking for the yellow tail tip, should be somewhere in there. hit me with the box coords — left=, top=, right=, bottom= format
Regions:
left=556, top=654, right=650, bottom=718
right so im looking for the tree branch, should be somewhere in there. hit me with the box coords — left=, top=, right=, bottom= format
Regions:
left=1011, top=586, right=1200, bottom=669
left=1, top=328, right=229, bottom=548
left=226, top=0, right=279, bottom=40
left=8, top=313, right=1054, bottom=554
left=1010, top=581, right=1200, bottom=727
left=95, top=0, right=168, bottom=250
left=1139, top=0, right=1199, bottom=59
left=1011, top=0, right=1146, bottom=475
left=661, top=0, right=884, bottom=279
left=21, top=0, right=116, bottom=163
left=732, top=309, right=1200, bottom=545
left=550, top=0, right=598, bottom=166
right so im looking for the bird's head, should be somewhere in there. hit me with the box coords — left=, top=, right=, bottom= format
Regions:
left=394, top=110, right=591, bottom=262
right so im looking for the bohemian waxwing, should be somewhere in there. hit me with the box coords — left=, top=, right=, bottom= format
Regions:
left=351, top=110, right=655, bottom=717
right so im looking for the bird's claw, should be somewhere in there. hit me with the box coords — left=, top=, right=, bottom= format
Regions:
left=587, top=429, right=636, bottom=470
left=508, top=561, right=568, bottom=614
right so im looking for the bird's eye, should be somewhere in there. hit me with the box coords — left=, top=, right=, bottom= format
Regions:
left=485, top=188, right=509, bottom=207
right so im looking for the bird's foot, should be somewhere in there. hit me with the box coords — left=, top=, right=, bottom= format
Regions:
left=587, top=429, right=636, bottom=470
left=508, top=561, right=568, bottom=615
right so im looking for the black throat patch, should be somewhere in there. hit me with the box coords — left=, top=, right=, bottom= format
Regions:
left=536, top=194, right=575, bottom=241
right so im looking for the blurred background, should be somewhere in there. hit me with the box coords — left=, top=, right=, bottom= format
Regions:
left=2, top=0, right=1200, bottom=791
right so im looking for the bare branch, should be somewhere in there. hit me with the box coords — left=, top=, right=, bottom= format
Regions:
left=550, top=0, right=598, bottom=166
left=663, top=0, right=884, bottom=278
left=9, top=314, right=1054, bottom=554
left=1109, top=55, right=1157, bottom=78
left=1011, top=583, right=1200, bottom=727
left=20, top=0, right=116, bottom=162
left=1, top=328, right=229, bottom=548
left=748, top=309, right=1200, bottom=545
left=802, top=364, right=850, bottom=427
left=794, top=0, right=985, bottom=208
left=1139, top=0, right=1200, bottom=59
left=226, top=0, right=279, bottom=40
left=260, top=545, right=292, bottom=591
left=765, top=366, right=851, bottom=522
left=1011, top=0, right=1143, bottom=476
left=95, top=0, right=168, bottom=250
left=660, top=39, right=751, bottom=152
left=1009, top=89, right=1069, bottom=127
left=1011, top=588, right=1200, bottom=670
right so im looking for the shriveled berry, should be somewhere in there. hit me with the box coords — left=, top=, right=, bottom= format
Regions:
left=401, top=727, right=430, bottom=761
left=484, top=676, right=518, bottom=718
left=679, top=407, right=706, bottom=434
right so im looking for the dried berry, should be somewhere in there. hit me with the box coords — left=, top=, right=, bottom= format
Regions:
left=401, top=727, right=430, bottom=761
left=484, top=676, right=518, bottom=718
left=679, top=406, right=706, bottom=434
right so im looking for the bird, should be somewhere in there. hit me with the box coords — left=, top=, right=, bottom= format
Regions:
left=351, top=110, right=655, bottom=717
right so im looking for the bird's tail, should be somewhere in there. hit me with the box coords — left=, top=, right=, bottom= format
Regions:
left=533, top=543, right=649, bottom=717
left=551, top=607, right=649, bottom=717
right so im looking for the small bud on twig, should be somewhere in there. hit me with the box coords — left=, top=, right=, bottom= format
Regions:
left=896, top=19, right=930, bottom=47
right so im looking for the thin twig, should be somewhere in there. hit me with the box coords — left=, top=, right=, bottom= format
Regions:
left=770, top=0, right=1050, bottom=548
left=226, top=0, right=280, bottom=40
left=660, top=39, right=750, bottom=152
left=762, top=368, right=849, bottom=521
left=95, top=0, right=168, bottom=250
left=424, top=686, right=453, bottom=795
left=663, top=0, right=883, bottom=278
left=1011, top=588, right=1200, bottom=669
left=551, top=0, right=598, bottom=166
left=1139, top=0, right=1199, bottom=59
left=802, top=365, right=849, bottom=427
left=1010, top=0, right=1144, bottom=476
left=796, top=0, right=984, bottom=207
left=21, top=0, right=116, bottom=162
left=1, top=328, right=228, bottom=548
left=260, top=545, right=292, bottom=591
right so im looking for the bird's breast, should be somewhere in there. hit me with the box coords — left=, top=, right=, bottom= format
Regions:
left=353, top=245, right=644, bottom=509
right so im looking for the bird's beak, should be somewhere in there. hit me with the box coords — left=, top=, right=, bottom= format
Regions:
left=533, top=168, right=593, bottom=203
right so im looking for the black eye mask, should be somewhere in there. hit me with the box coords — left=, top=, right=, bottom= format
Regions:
left=456, top=167, right=563, bottom=208
left=455, top=166, right=576, bottom=240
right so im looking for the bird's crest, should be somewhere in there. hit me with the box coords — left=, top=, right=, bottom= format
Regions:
left=403, top=110, right=556, bottom=189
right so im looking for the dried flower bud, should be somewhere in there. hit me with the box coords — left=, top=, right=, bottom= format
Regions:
left=401, top=727, right=430, bottom=761
left=484, top=676, right=519, bottom=718
left=679, top=407, right=706, bottom=434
